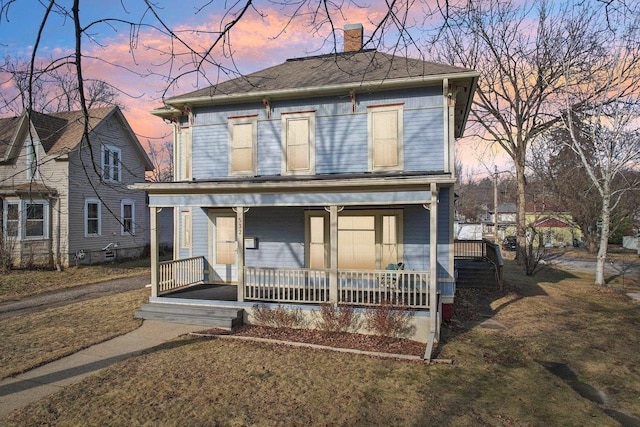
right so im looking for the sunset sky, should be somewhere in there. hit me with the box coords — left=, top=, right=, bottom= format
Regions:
left=0, top=0, right=510, bottom=177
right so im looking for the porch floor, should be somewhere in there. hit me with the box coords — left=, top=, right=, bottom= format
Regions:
left=162, top=284, right=238, bottom=301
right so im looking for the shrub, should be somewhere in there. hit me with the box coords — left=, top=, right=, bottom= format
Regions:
left=314, top=303, right=360, bottom=334
left=364, top=299, right=415, bottom=339
left=251, top=303, right=308, bottom=328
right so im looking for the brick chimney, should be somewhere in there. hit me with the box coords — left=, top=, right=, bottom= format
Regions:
left=343, top=24, right=363, bottom=52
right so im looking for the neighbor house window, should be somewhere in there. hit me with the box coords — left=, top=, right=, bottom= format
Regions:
left=26, top=139, right=39, bottom=180
left=4, top=202, right=19, bottom=238
left=121, top=199, right=135, bottom=235
left=85, top=198, right=101, bottom=236
left=101, top=146, right=121, bottom=182
left=228, top=116, right=257, bottom=176
left=2, top=199, right=49, bottom=240
left=281, top=111, right=315, bottom=175
left=25, top=202, right=45, bottom=238
left=368, top=104, right=403, bottom=171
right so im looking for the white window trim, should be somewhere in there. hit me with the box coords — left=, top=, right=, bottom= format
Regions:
left=367, top=104, right=404, bottom=172
left=281, top=111, right=316, bottom=175
left=85, top=198, right=102, bottom=237
left=121, top=199, right=135, bottom=236
left=101, top=145, right=122, bottom=182
left=2, top=198, right=49, bottom=241
left=26, top=138, right=40, bottom=180
left=176, top=126, right=192, bottom=181
left=180, top=209, right=192, bottom=250
left=228, top=116, right=258, bottom=176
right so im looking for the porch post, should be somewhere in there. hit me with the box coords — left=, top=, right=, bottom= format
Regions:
left=150, top=206, right=159, bottom=298
left=429, top=183, right=438, bottom=319
left=329, top=205, right=339, bottom=305
left=236, top=206, right=245, bottom=302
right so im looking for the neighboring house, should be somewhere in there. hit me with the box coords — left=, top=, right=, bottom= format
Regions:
left=525, top=200, right=582, bottom=247
left=484, top=202, right=517, bottom=241
left=134, top=24, right=478, bottom=358
left=0, top=106, right=153, bottom=267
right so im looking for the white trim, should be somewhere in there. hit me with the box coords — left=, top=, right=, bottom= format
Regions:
left=367, top=104, right=404, bottom=172
left=101, top=145, right=122, bottom=182
left=26, top=138, right=40, bottom=180
left=180, top=209, right=192, bottom=251
left=281, top=111, right=316, bottom=175
left=121, top=199, right=135, bottom=235
left=85, top=198, right=102, bottom=237
left=2, top=198, right=50, bottom=241
left=228, top=116, right=257, bottom=176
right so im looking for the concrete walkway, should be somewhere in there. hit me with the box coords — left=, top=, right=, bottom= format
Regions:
left=0, top=320, right=203, bottom=418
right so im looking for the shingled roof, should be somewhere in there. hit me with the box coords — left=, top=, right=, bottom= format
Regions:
left=166, top=50, right=474, bottom=104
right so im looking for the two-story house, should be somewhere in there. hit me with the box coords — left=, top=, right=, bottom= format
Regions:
left=134, top=25, right=478, bottom=359
left=0, top=106, right=153, bottom=268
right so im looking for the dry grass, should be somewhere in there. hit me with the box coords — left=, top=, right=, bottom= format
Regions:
left=0, top=258, right=150, bottom=303
left=0, top=288, right=148, bottom=380
left=4, top=259, right=640, bottom=426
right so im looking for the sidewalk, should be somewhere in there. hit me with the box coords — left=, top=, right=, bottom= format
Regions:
left=0, top=320, right=203, bottom=418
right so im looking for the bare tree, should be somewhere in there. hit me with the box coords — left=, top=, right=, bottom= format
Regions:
left=433, top=0, right=637, bottom=275
left=146, top=140, right=173, bottom=182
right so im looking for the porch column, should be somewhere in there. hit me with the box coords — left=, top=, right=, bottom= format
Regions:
left=329, top=205, right=339, bottom=305
left=235, top=206, right=245, bottom=302
left=429, top=183, right=438, bottom=322
left=150, top=206, right=159, bottom=298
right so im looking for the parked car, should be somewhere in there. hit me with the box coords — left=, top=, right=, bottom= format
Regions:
left=502, top=236, right=517, bottom=251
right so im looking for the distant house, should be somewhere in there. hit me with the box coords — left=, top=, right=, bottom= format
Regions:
left=0, top=106, right=153, bottom=267
left=133, top=24, right=479, bottom=358
left=484, top=202, right=517, bottom=241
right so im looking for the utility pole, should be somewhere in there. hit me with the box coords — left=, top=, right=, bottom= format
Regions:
left=494, top=165, right=499, bottom=244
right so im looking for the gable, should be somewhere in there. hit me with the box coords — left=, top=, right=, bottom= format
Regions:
left=0, top=115, right=21, bottom=161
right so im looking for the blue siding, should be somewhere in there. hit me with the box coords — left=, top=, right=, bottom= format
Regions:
left=188, top=87, right=446, bottom=179
left=402, top=189, right=452, bottom=278
left=244, top=207, right=305, bottom=268
left=192, top=207, right=210, bottom=259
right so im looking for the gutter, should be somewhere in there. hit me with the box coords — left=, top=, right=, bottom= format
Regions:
left=154, top=71, right=480, bottom=114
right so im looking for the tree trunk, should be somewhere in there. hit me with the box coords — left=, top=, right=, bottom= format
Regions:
left=595, top=193, right=611, bottom=286
left=515, top=160, right=527, bottom=262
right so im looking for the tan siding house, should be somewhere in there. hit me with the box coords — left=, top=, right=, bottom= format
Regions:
left=0, top=107, right=153, bottom=267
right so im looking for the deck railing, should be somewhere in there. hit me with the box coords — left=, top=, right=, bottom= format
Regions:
left=337, top=270, right=430, bottom=308
left=454, top=239, right=486, bottom=259
left=159, top=256, right=206, bottom=293
left=244, top=267, right=330, bottom=303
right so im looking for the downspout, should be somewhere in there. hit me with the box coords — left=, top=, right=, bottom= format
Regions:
left=53, top=195, right=61, bottom=271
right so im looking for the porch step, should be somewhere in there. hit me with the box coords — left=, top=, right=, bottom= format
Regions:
left=134, top=302, right=244, bottom=329
left=455, top=259, right=499, bottom=289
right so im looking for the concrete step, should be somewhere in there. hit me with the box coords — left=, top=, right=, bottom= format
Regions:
left=134, top=303, right=243, bottom=329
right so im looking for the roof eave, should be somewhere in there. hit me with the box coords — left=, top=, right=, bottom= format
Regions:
left=162, top=71, right=480, bottom=110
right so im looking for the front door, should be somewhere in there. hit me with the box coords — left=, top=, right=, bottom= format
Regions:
left=211, top=214, right=238, bottom=283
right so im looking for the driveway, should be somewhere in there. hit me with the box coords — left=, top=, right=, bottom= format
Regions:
left=0, top=274, right=150, bottom=320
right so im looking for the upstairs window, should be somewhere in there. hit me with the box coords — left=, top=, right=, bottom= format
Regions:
left=281, top=112, right=315, bottom=175
left=228, top=116, right=257, bottom=176
left=368, top=104, right=403, bottom=171
left=85, top=198, right=101, bottom=236
left=101, top=146, right=121, bottom=182
left=121, top=199, right=135, bottom=235
left=26, top=139, right=39, bottom=180
left=177, top=126, right=192, bottom=181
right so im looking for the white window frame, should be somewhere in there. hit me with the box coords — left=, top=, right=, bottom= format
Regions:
left=101, top=145, right=122, bottom=182
left=85, top=198, right=102, bottom=237
left=121, top=199, right=135, bottom=235
left=176, top=126, right=192, bottom=181
left=26, top=138, right=40, bottom=180
left=2, top=198, right=49, bottom=240
left=180, top=209, right=192, bottom=250
left=228, top=116, right=257, bottom=176
left=367, top=104, right=404, bottom=172
left=281, top=111, right=316, bottom=175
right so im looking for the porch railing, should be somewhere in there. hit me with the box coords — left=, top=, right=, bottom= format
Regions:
left=244, top=267, right=330, bottom=303
left=159, top=256, right=206, bottom=293
left=338, top=270, right=430, bottom=308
